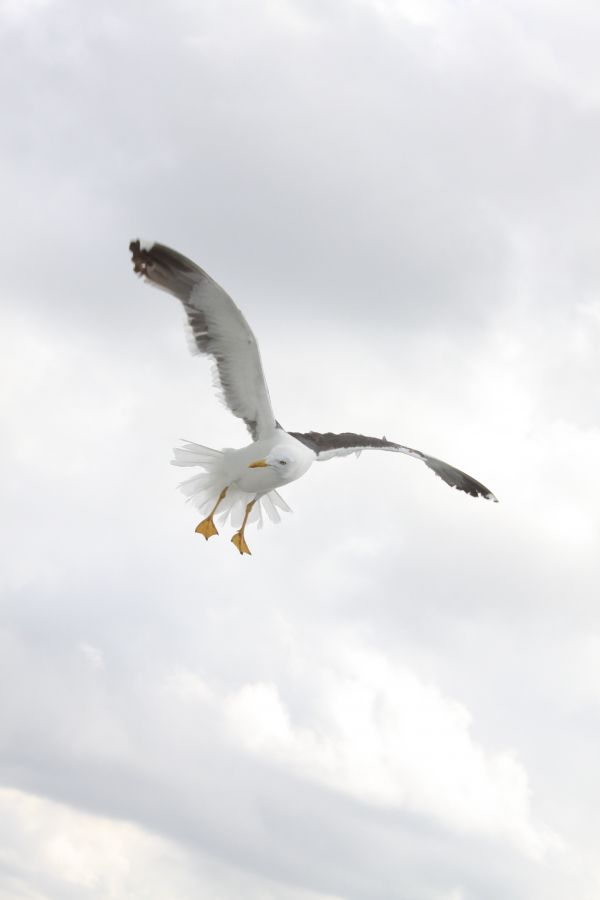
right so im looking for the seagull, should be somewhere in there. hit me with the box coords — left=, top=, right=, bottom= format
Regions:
left=130, top=240, right=497, bottom=555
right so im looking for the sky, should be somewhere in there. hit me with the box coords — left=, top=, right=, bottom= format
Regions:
left=1, top=0, right=600, bottom=897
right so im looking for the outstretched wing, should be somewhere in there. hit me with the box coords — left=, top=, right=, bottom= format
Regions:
left=288, top=431, right=498, bottom=501
left=130, top=240, right=277, bottom=441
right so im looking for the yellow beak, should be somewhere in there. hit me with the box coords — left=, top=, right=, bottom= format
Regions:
left=248, top=458, right=269, bottom=468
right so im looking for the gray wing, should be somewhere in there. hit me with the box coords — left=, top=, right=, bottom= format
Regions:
left=130, top=240, right=277, bottom=441
left=288, top=431, right=498, bottom=501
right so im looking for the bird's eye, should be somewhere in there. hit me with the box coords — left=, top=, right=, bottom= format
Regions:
left=279, top=459, right=287, bottom=465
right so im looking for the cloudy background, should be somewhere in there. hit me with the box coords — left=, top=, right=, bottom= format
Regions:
left=2, top=0, right=600, bottom=897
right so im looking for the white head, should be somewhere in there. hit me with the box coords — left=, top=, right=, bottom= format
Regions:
left=248, top=446, right=300, bottom=479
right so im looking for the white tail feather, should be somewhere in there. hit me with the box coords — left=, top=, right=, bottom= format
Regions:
left=271, top=491, right=292, bottom=512
left=262, top=493, right=281, bottom=524
left=172, top=441, right=222, bottom=467
left=171, top=442, right=292, bottom=529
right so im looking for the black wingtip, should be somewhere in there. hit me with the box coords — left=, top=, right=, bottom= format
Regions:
left=464, top=484, right=498, bottom=502
left=129, top=238, right=148, bottom=275
left=457, top=481, right=498, bottom=503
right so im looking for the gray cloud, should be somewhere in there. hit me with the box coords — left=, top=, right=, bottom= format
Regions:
left=2, top=1, right=600, bottom=898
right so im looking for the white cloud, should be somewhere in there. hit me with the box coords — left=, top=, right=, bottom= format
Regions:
left=78, top=643, right=105, bottom=671
left=168, top=642, right=556, bottom=859
left=0, top=787, right=343, bottom=900
left=2, top=0, right=600, bottom=898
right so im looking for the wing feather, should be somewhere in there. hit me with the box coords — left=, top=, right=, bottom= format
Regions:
left=289, top=431, right=497, bottom=501
left=130, top=240, right=276, bottom=440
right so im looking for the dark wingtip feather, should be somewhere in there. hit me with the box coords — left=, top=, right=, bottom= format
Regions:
left=424, top=456, right=498, bottom=502
left=129, top=239, right=153, bottom=275
left=290, top=430, right=498, bottom=503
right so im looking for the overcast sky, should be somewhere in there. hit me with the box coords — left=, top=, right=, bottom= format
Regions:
left=2, top=1, right=600, bottom=898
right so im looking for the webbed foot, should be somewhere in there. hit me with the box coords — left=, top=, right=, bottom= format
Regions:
left=195, top=517, right=218, bottom=540
left=231, top=531, right=251, bottom=555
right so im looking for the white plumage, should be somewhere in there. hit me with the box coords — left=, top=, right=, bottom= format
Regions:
left=172, top=439, right=300, bottom=529
left=129, top=240, right=497, bottom=555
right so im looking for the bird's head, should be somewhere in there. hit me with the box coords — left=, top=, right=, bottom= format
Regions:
left=248, top=446, right=298, bottom=478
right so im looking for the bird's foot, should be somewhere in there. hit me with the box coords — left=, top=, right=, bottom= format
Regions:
left=195, top=517, right=218, bottom=540
left=231, top=531, right=251, bottom=555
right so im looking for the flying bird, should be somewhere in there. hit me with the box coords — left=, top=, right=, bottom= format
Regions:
left=130, top=240, right=497, bottom=555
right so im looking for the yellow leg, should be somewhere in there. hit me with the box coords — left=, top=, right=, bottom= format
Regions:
left=195, top=487, right=228, bottom=540
left=231, top=499, right=256, bottom=556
